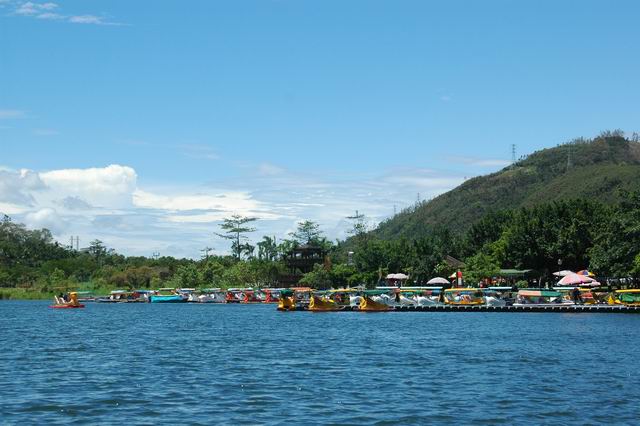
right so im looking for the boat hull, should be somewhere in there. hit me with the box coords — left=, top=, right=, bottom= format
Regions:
left=50, top=304, right=85, bottom=309
left=359, top=296, right=391, bottom=312
left=308, top=296, right=342, bottom=312
left=150, top=295, right=186, bottom=303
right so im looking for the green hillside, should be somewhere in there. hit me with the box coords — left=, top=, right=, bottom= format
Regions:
left=374, top=133, right=640, bottom=239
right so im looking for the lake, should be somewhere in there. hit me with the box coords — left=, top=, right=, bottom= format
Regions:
left=1, top=301, right=639, bottom=424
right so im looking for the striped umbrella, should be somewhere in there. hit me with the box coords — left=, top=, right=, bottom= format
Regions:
left=558, top=273, right=596, bottom=286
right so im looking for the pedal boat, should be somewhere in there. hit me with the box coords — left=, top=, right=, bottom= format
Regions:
left=443, top=288, right=485, bottom=305
left=50, top=292, right=85, bottom=309
left=359, top=295, right=391, bottom=312
left=608, top=289, right=640, bottom=307
left=308, top=294, right=342, bottom=312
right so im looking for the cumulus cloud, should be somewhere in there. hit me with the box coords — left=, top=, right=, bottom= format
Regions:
left=60, top=196, right=92, bottom=210
left=40, top=164, right=137, bottom=208
left=0, top=168, right=47, bottom=205
left=0, top=162, right=483, bottom=257
left=24, top=208, right=67, bottom=234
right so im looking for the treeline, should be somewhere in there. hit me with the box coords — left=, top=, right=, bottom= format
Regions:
left=1, top=191, right=640, bottom=297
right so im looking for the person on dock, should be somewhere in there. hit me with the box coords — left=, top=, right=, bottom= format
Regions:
left=571, top=287, right=582, bottom=304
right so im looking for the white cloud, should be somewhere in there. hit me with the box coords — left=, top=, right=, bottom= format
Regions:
left=40, top=164, right=137, bottom=208
left=33, top=128, right=59, bottom=136
left=24, top=208, right=67, bottom=234
left=0, top=202, right=28, bottom=215
left=133, top=189, right=262, bottom=214
left=15, top=1, right=57, bottom=15
left=11, top=2, right=124, bottom=25
left=452, top=156, right=512, bottom=168
left=60, top=196, right=92, bottom=210
left=0, top=109, right=26, bottom=119
left=257, top=162, right=285, bottom=176
left=0, top=161, right=492, bottom=257
left=180, top=144, right=220, bottom=161
left=68, top=14, right=102, bottom=24
left=36, top=12, right=62, bottom=19
left=0, top=168, right=47, bottom=205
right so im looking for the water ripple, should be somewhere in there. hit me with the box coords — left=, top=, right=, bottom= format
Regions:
left=1, top=302, right=640, bottom=424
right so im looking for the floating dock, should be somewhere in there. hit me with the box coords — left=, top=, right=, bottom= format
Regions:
left=285, top=305, right=640, bottom=313
left=393, top=304, right=640, bottom=314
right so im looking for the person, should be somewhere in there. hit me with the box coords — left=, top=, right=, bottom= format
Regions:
left=571, top=287, right=582, bottom=304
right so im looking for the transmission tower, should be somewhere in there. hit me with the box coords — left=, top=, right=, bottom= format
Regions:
left=511, top=144, right=516, bottom=163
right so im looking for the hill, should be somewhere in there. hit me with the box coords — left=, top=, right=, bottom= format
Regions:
left=373, top=133, right=640, bottom=239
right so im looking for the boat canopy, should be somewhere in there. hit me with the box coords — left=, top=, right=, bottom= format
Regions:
left=616, top=289, right=640, bottom=293
left=617, top=292, right=640, bottom=303
left=519, top=290, right=562, bottom=297
left=498, top=269, right=534, bottom=277
left=363, top=290, right=393, bottom=295
left=444, top=287, right=481, bottom=293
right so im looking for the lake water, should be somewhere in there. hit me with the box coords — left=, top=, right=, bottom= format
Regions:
left=1, top=301, right=639, bottom=425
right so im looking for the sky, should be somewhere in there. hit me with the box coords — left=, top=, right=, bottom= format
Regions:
left=1, top=0, right=640, bottom=258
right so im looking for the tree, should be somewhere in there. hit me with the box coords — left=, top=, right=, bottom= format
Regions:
left=257, top=236, right=278, bottom=261
left=173, top=264, right=199, bottom=288
left=88, top=240, right=107, bottom=263
left=464, top=252, right=500, bottom=285
left=216, top=214, right=258, bottom=260
left=289, top=220, right=323, bottom=245
left=346, top=210, right=368, bottom=238
left=589, top=191, right=640, bottom=276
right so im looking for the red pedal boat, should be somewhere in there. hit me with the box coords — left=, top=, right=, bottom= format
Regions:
left=50, top=304, right=85, bottom=309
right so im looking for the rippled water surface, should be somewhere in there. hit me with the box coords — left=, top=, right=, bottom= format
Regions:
left=1, top=301, right=639, bottom=425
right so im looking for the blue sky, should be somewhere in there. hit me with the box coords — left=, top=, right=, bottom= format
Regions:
left=2, top=0, right=639, bottom=257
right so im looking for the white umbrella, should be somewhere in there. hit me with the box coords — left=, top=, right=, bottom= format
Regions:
left=386, top=273, right=409, bottom=280
left=557, top=273, right=595, bottom=286
left=427, top=277, right=450, bottom=285
left=553, top=270, right=574, bottom=277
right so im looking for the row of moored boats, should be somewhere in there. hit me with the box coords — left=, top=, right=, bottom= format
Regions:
left=276, top=286, right=640, bottom=311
